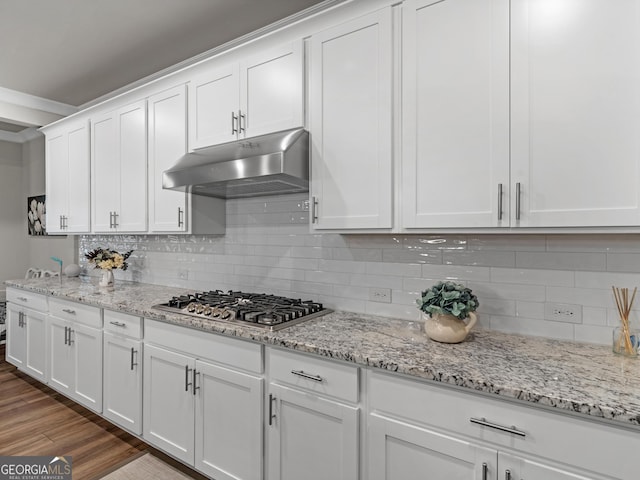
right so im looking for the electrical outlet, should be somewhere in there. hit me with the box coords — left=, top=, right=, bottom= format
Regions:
left=545, top=303, right=582, bottom=324
left=178, top=269, right=189, bottom=280
left=369, top=287, right=392, bottom=303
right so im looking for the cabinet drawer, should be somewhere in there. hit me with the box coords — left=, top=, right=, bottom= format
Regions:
left=145, top=319, right=262, bottom=374
left=104, top=309, right=143, bottom=338
left=369, top=370, right=639, bottom=479
left=7, top=288, right=47, bottom=312
left=268, top=348, right=359, bottom=403
left=49, top=297, right=102, bottom=328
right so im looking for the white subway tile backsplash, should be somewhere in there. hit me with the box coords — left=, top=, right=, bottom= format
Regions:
left=575, top=271, right=640, bottom=289
left=443, top=251, right=516, bottom=267
left=421, top=264, right=491, bottom=282
left=79, top=199, right=640, bottom=347
left=606, top=253, right=640, bottom=273
left=491, top=267, right=574, bottom=287
left=516, top=252, right=606, bottom=271
left=365, top=261, right=421, bottom=277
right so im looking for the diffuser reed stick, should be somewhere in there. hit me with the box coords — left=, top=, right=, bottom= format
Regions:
left=612, top=286, right=637, bottom=355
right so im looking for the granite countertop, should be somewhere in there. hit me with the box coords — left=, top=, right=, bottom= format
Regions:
left=6, top=276, right=640, bottom=430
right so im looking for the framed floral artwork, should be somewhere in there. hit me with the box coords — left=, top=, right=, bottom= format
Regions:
left=27, top=195, right=46, bottom=236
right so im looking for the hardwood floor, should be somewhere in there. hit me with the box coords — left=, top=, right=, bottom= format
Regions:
left=0, top=344, right=205, bottom=479
left=0, top=344, right=146, bottom=478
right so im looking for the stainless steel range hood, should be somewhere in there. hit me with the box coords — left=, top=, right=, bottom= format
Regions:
left=163, top=128, right=309, bottom=199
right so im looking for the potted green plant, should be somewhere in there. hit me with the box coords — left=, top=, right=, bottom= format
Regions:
left=417, top=281, right=479, bottom=343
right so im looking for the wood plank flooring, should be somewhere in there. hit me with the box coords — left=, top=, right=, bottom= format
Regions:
left=0, top=344, right=205, bottom=479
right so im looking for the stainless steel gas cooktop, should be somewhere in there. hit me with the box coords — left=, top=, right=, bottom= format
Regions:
left=153, top=290, right=331, bottom=331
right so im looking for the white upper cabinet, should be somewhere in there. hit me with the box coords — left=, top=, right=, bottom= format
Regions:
left=45, top=118, right=91, bottom=234
left=310, top=7, right=394, bottom=230
left=401, top=0, right=509, bottom=229
left=189, top=40, right=304, bottom=150
left=403, top=0, right=640, bottom=230
left=511, top=0, right=640, bottom=227
left=148, top=85, right=190, bottom=233
left=92, top=100, right=148, bottom=233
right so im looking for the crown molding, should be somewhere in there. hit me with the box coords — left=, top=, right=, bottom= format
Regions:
left=0, top=127, right=43, bottom=144
left=80, top=0, right=348, bottom=109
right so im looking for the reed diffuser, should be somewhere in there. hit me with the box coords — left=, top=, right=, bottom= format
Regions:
left=612, top=286, right=639, bottom=356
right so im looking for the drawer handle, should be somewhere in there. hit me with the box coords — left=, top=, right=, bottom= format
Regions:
left=482, top=463, right=488, bottom=480
left=62, top=309, right=76, bottom=315
left=17, top=297, right=28, bottom=302
left=109, top=321, right=126, bottom=328
left=291, top=369, right=324, bottom=382
left=470, top=417, right=526, bottom=437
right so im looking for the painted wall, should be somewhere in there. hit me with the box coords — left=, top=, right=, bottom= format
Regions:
left=79, top=193, right=639, bottom=346
left=0, top=140, right=29, bottom=292
left=22, top=136, right=77, bottom=274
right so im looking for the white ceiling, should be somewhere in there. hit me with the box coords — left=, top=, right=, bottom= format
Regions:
left=0, top=0, right=327, bottom=142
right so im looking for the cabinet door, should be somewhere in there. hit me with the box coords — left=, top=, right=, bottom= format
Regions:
left=143, top=344, right=195, bottom=464
left=195, top=360, right=263, bottom=480
left=92, top=111, right=119, bottom=232
left=117, top=100, right=147, bottom=232
left=24, top=309, right=47, bottom=382
left=103, top=332, right=142, bottom=434
left=369, top=413, right=497, bottom=480
left=71, top=322, right=103, bottom=412
left=402, top=0, right=509, bottom=228
left=511, top=0, right=640, bottom=227
left=189, top=64, right=240, bottom=149
left=65, top=121, right=91, bottom=232
left=44, top=129, right=68, bottom=234
left=241, top=41, right=304, bottom=138
left=499, top=452, right=602, bottom=480
left=310, top=7, right=393, bottom=230
left=267, top=384, right=359, bottom=480
left=48, top=316, right=74, bottom=396
left=148, top=85, right=189, bottom=233
left=6, top=305, right=26, bottom=368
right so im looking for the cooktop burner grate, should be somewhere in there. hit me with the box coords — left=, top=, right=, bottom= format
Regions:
left=153, top=290, right=331, bottom=331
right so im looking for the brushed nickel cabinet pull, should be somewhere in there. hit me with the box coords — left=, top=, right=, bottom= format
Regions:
left=515, top=182, right=521, bottom=221
left=185, top=365, right=192, bottom=392
left=470, top=417, right=526, bottom=437
left=497, top=183, right=503, bottom=221
left=112, top=212, right=118, bottom=228
left=231, top=111, right=238, bottom=135
left=505, top=469, right=512, bottom=480
left=269, top=394, right=276, bottom=426
left=62, top=309, right=76, bottom=315
left=130, top=348, right=138, bottom=371
left=64, top=326, right=68, bottom=345
left=291, top=369, right=324, bottom=382
left=109, top=321, right=126, bottom=328
left=239, top=110, right=246, bottom=133
left=482, top=462, right=488, bottom=480
left=311, top=196, right=319, bottom=223
left=17, top=297, right=27, bottom=302
left=192, top=370, right=199, bottom=395
left=178, top=207, right=184, bottom=228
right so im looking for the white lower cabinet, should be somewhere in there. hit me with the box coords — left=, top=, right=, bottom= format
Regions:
left=267, top=384, right=359, bottom=480
left=367, top=370, right=636, bottom=480
left=266, top=348, right=360, bottom=480
left=103, top=310, right=143, bottom=435
left=5, top=303, right=48, bottom=382
left=369, top=413, right=496, bottom=479
left=143, top=319, right=263, bottom=480
left=47, top=299, right=103, bottom=413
